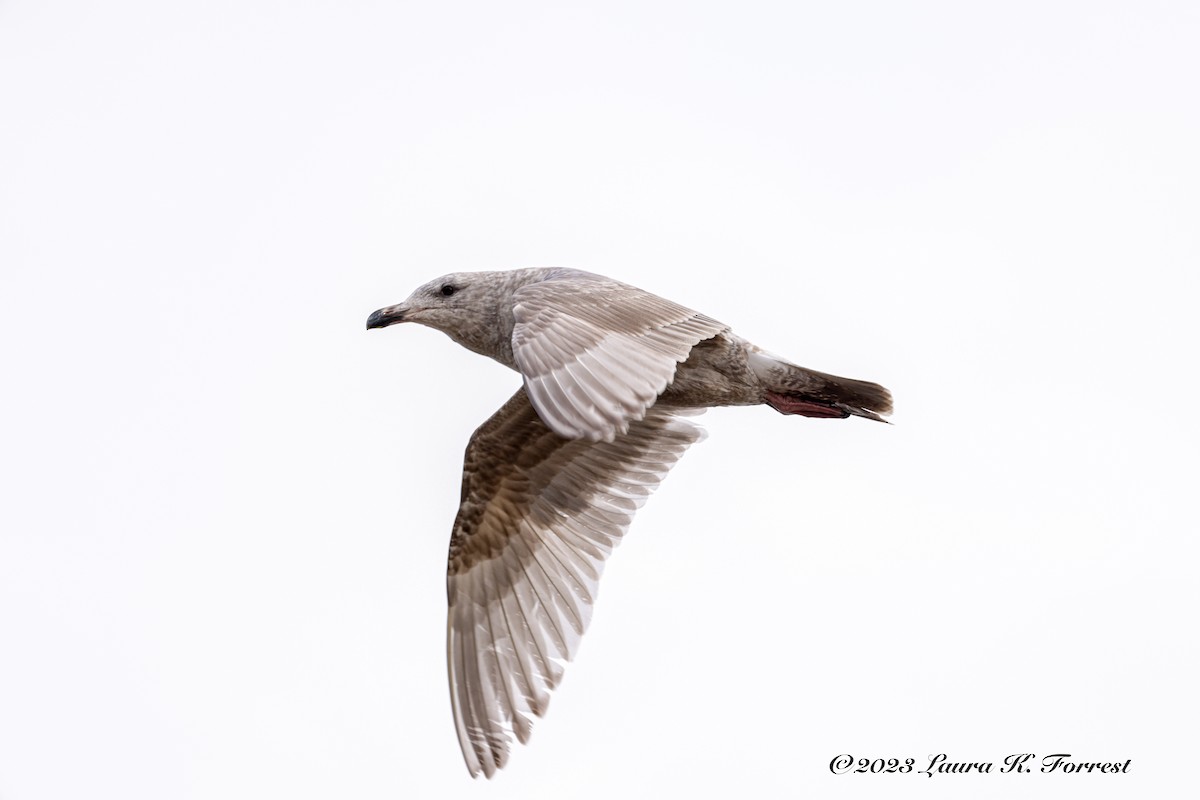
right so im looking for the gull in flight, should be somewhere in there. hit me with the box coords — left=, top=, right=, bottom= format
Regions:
left=367, top=267, right=891, bottom=777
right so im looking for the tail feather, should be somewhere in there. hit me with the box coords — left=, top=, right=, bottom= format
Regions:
left=749, top=349, right=892, bottom=423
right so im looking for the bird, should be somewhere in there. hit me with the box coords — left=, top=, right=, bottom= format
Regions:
left=367, top=267, right=891, bottom=778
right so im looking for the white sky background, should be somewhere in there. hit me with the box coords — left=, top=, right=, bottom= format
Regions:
left=1, top=1, right=1197, bottom=797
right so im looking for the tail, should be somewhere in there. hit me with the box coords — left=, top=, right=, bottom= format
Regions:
left=749, top=349, right=893, bottom=423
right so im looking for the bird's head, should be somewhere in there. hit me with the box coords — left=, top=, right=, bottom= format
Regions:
left=367, top=271, right=512, bottom=363
left=366, top=272, right=476, bottom=331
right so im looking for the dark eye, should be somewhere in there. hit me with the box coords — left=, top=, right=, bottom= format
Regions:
left=440, top=284, right=456, bottom=297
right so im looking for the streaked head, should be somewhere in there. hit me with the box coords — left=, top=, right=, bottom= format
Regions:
left=366, top=272, right=480, bottom=332
left=367, top=270, right=528, bottom=364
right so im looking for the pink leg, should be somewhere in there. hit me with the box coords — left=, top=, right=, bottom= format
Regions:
left=764, top=391, right=850, bottom=419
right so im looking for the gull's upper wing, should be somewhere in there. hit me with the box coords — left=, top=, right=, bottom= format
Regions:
left=446, top=387, right=705, bottom=778
left=511, top=270, right=729, bottom=442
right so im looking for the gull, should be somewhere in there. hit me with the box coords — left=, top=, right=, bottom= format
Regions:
left=367, top=267, right=891, bottom=777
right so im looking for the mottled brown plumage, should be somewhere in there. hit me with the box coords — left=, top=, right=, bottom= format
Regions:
left=367, top=267, right=891, bottom=777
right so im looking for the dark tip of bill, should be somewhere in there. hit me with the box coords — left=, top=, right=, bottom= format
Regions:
left=366, top=308, right=390, bottom=330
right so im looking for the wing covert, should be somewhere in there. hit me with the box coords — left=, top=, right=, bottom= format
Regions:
left=511, top=271, right=728, bottom=442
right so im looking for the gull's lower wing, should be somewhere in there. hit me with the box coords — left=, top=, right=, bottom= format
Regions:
left=446, top=387, right=705, bottom=777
